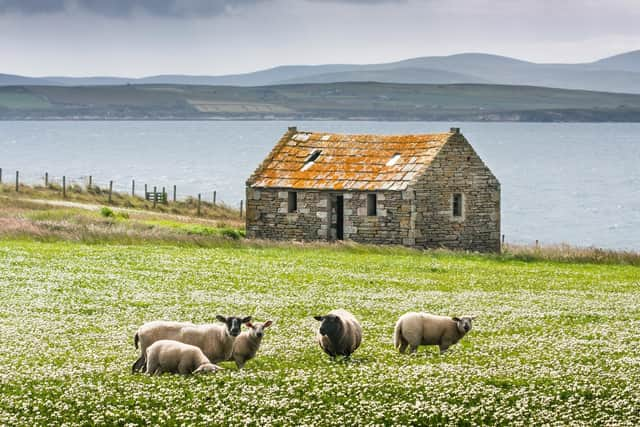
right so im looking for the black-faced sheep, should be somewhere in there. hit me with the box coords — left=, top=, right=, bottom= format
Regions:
left=393, top=312, right=476, bottom=355
left=314, top=309, right=362, bottom=358
left=132, top=315, right=251, bottom=373
left=228, top=320, right=273, bottom=369
left=145, top=339, right=223, bottom=375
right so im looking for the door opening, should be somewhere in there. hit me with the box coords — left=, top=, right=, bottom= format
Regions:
left=336, top=195, right=344, bottom=240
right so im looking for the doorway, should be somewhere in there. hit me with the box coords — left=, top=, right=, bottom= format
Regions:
left=336, top=195, right=344, bottom=240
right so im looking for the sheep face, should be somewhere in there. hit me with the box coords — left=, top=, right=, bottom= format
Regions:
left=216, top=315, right=252, bottom=337
left=246, top=320, right=273, bottom=338
left=314, top=315, right=342, bottom=338
left=452, top=316, right=475, bottom=334
left=194, top=363, right=223, bottom=374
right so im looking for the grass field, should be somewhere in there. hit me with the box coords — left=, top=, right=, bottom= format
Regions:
left=0, top=237, right=638, bottom=425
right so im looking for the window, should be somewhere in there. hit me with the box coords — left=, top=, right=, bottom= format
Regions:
left=386, top=153, right=401, bottom=166
left=452, top=193, right=463, bottom=217
left=288, top=191, right=297, bottom=213
left=367, top=193, right=377, bottom=216
left=301, top=149, right=322, bottom=171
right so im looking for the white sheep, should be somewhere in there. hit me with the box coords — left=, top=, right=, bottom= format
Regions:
left=228, top=320, right=273, bottom=369
left=393, top=312, right=476, bottom=355
left=132, top=315, right=251, bottom=373
left=145, top=339, right=223, bottom=375
left=314, top=309, right=362, bottom=358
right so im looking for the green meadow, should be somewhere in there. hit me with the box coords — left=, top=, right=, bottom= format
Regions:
left=0, top=238, right=638, bottom=426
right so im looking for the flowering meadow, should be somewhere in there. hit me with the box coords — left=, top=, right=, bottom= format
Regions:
left=0, top=240, right=638, bottom=426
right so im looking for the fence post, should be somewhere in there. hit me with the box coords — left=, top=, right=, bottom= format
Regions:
left=144, top=184, right=148, bottom=199
left=240, top=200, right=243, bottom=218
left=45, top=172, right=48, bottom=187
left=88, top=175, right=92, bottom=189
left=535, top=239, right=539, bottom=249
left=62, top=176, right=66, bottom=198
left=109, top=180, right=113, bottom=203
left=173, top=185, right=176, bottom=202
left=213, top=191, right=216, bottom=205
left=153, top=186, right=157, bottom=208
left=501, top=234, right=505, bottom=246
left=132, top=179, right=135, bottom=197
left=0, top=167, right=2, bottom=184
left=197, top=193, right=201, bottom=216
left=15, top=171, right=19, bottom=192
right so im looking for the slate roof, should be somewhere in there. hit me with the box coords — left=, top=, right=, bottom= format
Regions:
left=247, top=128, right=455, bottom=191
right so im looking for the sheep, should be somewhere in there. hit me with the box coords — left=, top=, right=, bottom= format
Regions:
left=132, top=315, right=251, bottom=373
left=228, top=320, right=273, bottom=369
left=145, top=339, right=223, bottom=375
left=393, top=312, right=476, bottom=355
left=314, top=309, right=362, bottom=359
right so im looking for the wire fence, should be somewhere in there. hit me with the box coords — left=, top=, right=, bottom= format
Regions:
left=0, top=166, right=243, bottom=217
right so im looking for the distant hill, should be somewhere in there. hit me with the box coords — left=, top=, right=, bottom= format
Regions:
left=4, top=50, right=640, bottom=93
left=589, top=50, right=640, bottom=73
left=279, top=67, right=490, bottom=85
left=0, top=73, right=57, bottom=86
left=2, top=82, right=640, bottom=121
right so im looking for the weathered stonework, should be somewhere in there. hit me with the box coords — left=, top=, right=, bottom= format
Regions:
left=412, top=134, right=501, bottom=252
left=246, top=129, right=500, bottom=252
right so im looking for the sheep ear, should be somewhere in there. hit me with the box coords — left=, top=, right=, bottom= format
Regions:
left=245, top=322, right=254, bottom=328
left=241, top=316, right=252, bottom=324
left=471, top=315, right=477, bottom=320
left=452, top=317, right=461, bottom=322
left=313, top=316, right=324, bottom=321
left=263, top=320, right=273, bottom=328
left=215, top=315, right=226, bottom=323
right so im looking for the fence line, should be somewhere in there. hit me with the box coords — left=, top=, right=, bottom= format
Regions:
left=1, top=167, right=244, bottom=216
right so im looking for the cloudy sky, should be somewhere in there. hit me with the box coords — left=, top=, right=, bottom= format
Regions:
left=0, top=0, right=638, bottom=77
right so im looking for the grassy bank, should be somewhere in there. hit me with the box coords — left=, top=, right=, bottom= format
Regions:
left=0, top=237, right=638, bottom=425
left=0, top=182, right=241, bottom=221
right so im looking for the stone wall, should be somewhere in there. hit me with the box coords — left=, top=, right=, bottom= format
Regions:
left=246, top=188, right=413, bottom=244
left=245, top=188, right=328, bottom=240
left=412, top=134, right=500, bottom=252
left=341, top=191, right=413, bottom=245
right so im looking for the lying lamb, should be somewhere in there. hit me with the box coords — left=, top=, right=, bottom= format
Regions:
left=393, top=312, right=476, bottom=355
left=145, top=339, right=223, bottom=375
left=228, top=320, right=273, bottom=369
left=314, top=309, right=362, bottom=359
left=132, top=315, right=251, bottom=373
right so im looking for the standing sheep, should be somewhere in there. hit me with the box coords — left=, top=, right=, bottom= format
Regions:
left=132, top=315, right=251, bottom=373
left=314, top=309, right=362, bottom=359
left=145, top=339, right=223, bottom=375
left=228, top=320, right=273, bottom=369
left=393, top=312, right=476, bottom=355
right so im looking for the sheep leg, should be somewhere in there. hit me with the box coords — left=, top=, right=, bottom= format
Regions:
left=398, top=339, right=408, bottom=354
left=131, top=357, right=144, bottom=373
left=409, top=345, right=418, bottom=355
left=146, top=361, right=159, bottom=376
left=439, top=344, right=449, bottom=355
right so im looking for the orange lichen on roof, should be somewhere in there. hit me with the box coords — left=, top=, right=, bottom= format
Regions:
left=247, top=129, right=455, bottom=191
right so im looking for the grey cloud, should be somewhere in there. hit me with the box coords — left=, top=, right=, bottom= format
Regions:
left=0, top=0, right=66, bottom=14
left=0, top=0, right=267, bottom=17
left=0, top=0, right=404, bottom=17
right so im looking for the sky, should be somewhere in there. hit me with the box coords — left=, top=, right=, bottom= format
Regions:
left=0, top=0, right=638, bottom=77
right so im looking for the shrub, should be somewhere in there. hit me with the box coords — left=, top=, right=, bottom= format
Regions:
left=221, top=228, right=242, bottom=240
left=100, top=207, right=115, bottom=218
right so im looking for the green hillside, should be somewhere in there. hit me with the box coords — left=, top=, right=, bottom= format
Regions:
left=2, top=82, right=640, bottom=121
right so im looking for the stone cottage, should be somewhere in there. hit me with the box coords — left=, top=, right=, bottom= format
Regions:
left=246, top=127, right=500, bottom=252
